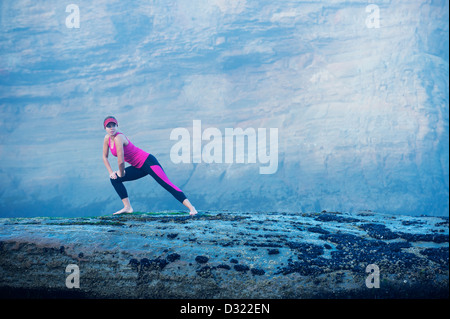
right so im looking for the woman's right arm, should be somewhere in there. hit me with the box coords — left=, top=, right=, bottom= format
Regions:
left=103, top=135, right=117, bottom=179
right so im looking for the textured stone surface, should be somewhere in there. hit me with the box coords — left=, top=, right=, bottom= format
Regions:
left=0, top=211, right=448, bottom=298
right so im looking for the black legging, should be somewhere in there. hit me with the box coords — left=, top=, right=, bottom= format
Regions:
left=110, top=154, right=187, bottom=203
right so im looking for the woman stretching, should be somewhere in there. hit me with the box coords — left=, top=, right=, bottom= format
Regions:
left=102, top=116, right=198, bottom=216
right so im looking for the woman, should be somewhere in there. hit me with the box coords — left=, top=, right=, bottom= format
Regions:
left=102, top=116, right=198, bottom=216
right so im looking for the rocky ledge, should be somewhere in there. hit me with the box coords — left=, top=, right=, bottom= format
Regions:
left=0, top=211, right=448, bottom=299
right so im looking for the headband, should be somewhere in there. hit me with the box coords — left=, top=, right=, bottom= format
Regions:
left=104, top=118, right=118, bottom=128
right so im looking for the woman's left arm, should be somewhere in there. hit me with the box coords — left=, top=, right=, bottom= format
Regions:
left=115, top=134, right=126, bottom=177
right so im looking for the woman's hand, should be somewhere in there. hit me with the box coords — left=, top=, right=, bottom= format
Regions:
left=109, top=171, right=118, bottom=179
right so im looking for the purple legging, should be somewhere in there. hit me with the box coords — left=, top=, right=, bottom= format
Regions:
left=110, top=154, right=187, bottom=203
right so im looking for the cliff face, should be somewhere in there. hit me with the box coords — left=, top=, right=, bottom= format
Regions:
left=0, top=211, right=448, bottom=298
left=0, top=1, right=448, bottom=217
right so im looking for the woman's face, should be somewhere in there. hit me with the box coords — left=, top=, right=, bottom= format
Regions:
left=105, top=122, right=117, bottom=136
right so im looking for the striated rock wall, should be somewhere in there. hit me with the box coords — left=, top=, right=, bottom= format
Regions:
left=0, top=1, right=448, bottom=217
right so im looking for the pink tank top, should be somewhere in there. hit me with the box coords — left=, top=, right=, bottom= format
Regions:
left=109, top=132, right=149, bottom=168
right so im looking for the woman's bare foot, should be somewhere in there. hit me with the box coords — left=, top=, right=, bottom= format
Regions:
left=113, top=206, right=133, bottom=215
left=189, top=207, right=198, bottom=216
left=182, top=199, right=198, bottom=216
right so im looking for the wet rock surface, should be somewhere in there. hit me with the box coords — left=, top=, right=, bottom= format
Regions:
left=0, top=211, right=448, bottom=298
